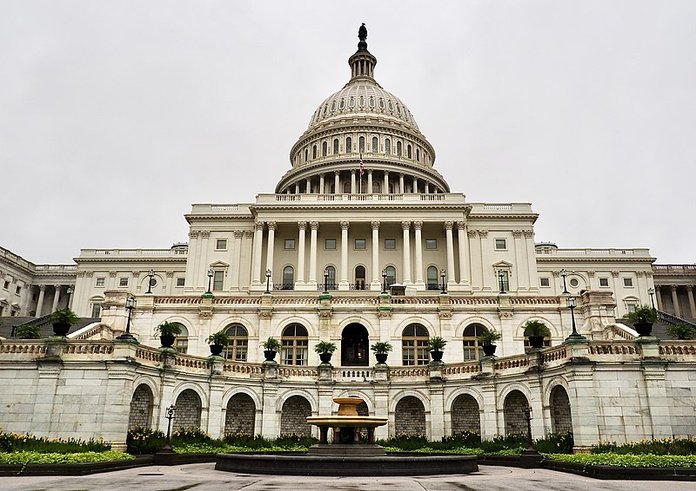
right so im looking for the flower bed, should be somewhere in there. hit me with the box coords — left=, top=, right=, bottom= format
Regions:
left=0, top=450, right=133, bottom=465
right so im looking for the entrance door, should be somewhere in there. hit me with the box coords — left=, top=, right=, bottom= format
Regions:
left=341, top=323, right=369, bottom=366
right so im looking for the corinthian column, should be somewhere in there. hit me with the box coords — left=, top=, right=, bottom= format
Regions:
left=36, top=285, right=46, bottom=317
left=251, top=221, right=264, bottom=285
left=371, top=221, right=381, bottom=289
left=297, top=221, right=306, bottom=284
left=308, top=221, right=319, bottom=286
left=340, top=221, right=350, bottom=290
left=413, top=221, right=424, bottom=288
left=402, top=221, right=412, bottom=284
left=265, top=221, right=276, bottom=275
left=457, top=221, right=470, bottom=286
left=444, top=221, right=455, bottom=286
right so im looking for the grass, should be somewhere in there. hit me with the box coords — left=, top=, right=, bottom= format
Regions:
left=0, top=450, right=133, bottom=465
left=545, top=452, right=696, bottom=468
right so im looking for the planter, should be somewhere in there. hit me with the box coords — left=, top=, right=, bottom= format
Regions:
left=634, top=322, right=653, bottom=337
left=375, top=352, right=388, bottom=364
left=319, top=352, right=332, bottom=364
left=430, top=349, right=444, bottom=362
left=52, top=322, right=70, bottom=336
left=264, top=349, right=277, bottom=362
left=209, top=344, right=224, bottom=356
left=482, top=344, right=497, bottom=357
left=160, top=333, right=175, bottom=348
left=527, top=336, right=544, bottom=349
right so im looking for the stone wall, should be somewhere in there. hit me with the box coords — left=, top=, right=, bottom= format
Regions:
left=174, top=389, right=202, bottom=430
left=128, top=384, right=153, bottom=430
left=550, top=386, right=572, bottom=435
left=224, top=393, right=255, bottom=436
left=451, top=394, right=480, bottom=435
left=394, top=396, right=426, bottom=436
left=280, top=396, right=311, bottom=437
left=504, top=390, right=529, bottom=437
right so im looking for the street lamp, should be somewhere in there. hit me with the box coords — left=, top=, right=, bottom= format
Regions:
left=265, top=269, right=272, bottom=294
left=323, top=269, right=329, bottom=294
left=117, top=294, right=137, bottom=342
left=382, top=269, right=388, bottom=294
left=560, top=269, right=569, bottom=294
left=161, top=404, right=176, bottom=453
left=206, top=268, right=214, bottom=294
left=648, top=287, right=655, bottom=309
left=565, top=295, right=585, bottom=341
left=498, top=271, right=507, bottom=294
left=145, top=269, right=155, bottom=294
left=440, top=269, right=447, bottom=294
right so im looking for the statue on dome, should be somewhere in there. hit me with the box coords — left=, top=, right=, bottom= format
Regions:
left=358, top=23, right=367, bottom=42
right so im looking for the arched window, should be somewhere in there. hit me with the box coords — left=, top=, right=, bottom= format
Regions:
left=322, top=141, right=327, bottom=157
left=402, top=323, right=429, bottom=366
left=223, top=323, right=248, bottom=361
left=173, top=323, right=189, bottom=354
left=396, top=141, right=402, bottom=156
left=385, top=138, right=391, bottom=154
left=281, top=323, right=308, bottom=365
left=345, top=136, right=352, bottom=153
left=462, top=323, right=486, bottom=361
left=385, top=265, right=396, bottom=287
left=304, top=148, right=308, bottom=162
left=372, top=180, right=382, bottom=193
left=372, top=136, right=379, bottom=152
left=324, top=265, right=336, bottom=290
left=343, top=180, right=351, bottom=193
left=312, top=145, right=317, bottom=159
left=427, top=266, right=439, bottom=290
left=416, top=148, right=420, bottom=162
left=354, top=265, right=366, bottom=290
left=407, top=144, right=412, bottom=159
left=282, top=266, right=294, bottom=290
left=333, top=138, right=339, bottom=154
left=359, top=136, right=365, bottom=153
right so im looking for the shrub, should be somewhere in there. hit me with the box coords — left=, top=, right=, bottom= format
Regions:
left=126, top=427, right=166, bottom=455
left=0, top=431, right=110, bottom=453
left=591, top=438, right=696, bottom=455
left=625, top=305, right=657, bottom=325
left=173, top=426, right=211, bottom=444
left=667, top=323, right=696, bottom=340
left=427, top=336, right=447, bottom=351
left=534, top=432, right=574, bottom=454
left=15, top=325, right=41, bottom=339
left=313, top=341, right=337, bottom=354
left=50, top=308, right=79, bottom=326
left=545, top=452, right=696, bottom=468
left=523, top=320, right=550, bottom=337
left=0, top=450, right=133, bottom=465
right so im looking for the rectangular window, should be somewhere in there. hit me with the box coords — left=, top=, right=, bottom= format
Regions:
left=354, top=238, right=366, bottom=250
left=384, top=238, right=396, bottom=250
left=176, top=277, right=185, bottom=287
left=95, top=277, right=105, bottom=287
left=118, top=277, right=129, bottom=287
left=91, top=303, right=102, bottom=318
left=623, top=277, right=633, bottom=287
left=2, top=280, right=9, bottom=290
left=540, top=277, right=550, bottom=287
left=213, top=271, right=224, bottom=291
left=425, top=239, right=437, bottom=250
left=15, top=285, right=22, bottom=295
left=284, top=238, right=296, bottom=250
left=495, top=238, right=507, bottom=250
left=325, top=238, right=336, bottom=250
left=599, top=278, right=609, bottom=287
left=215, top=239, right=227, bottom=250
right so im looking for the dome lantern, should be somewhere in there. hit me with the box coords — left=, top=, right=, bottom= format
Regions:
left=349, top=23, right=376, bottom=80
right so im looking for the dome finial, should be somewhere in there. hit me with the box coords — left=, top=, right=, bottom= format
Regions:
left=358, top=23, right=368, bottom=51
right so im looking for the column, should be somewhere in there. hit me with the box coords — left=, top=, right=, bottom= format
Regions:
left=479, top=231, right=489, bottom=290
left=200, top=230, right=211, bottom=288
left=36, top=285, right=46, bottom=317
left=251, top=221, right=264, bottom=284
left=512, top=230, right=525, bottom=290
left=51, top=286, right=61, bottom=313
left=309, top=221, right=319, bottom=285
left=468, top=230, right=481, bottom=289
left=334, top=171, right=340, bottom=195
left=655, top=286, right=663, bottom=310
left=185, top=230, right=200, bottom=289
left=319, top=174, right=325, bottom=194
left=305, top=177, right=311, bottom=193
left=671, top=285, right=682, bottom=318
left=399, top=174, right=404, bottom=194
left=383, top=171, right=389, bottom=194
left=367, top=170, right=373, bottom=194
left=413, top=176, right=418, bottom=193
left=424, top=182, right=430, bottom=194
left=413, top=221, right=424, bottom=288
left=444, top=221, right=455, bottom=286
left=456, top=221, right=469, bottom=286
left=232, top=230, right=243, bottom=288
left=371, top=221, right=381, bottom=288
left=297, top=222, right=306, bottom=284
left=295, top=182, right=300, bottom=194
left=350, top=171, right=356, bottom=194
left=402, top=221, right=412, bottom=284
left=340, top=221, right=350, bottom=289
left=524, top=231, right=538, bottom=291
left=265, top=221, right=276, bottom=276
left=66, top=287, right=73, bottom=310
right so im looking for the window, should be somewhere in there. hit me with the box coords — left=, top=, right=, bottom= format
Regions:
left=372, top=136, right=378, bottom=152
left=384, top=238, right=396, bottom=250
left=495, top=239, right=507, bottom=250
left=345, top=136, right=352, bottom=153
left=402, top=323, right=430, bottom=366
left=15, top=285, right=21, bottom=295
left=626, top=303, right=638, bottom=313
left=623, top=277, right=633, bottom=287
left=569, top=278, right=579, bottom=288
left=322, top=141, right=328, bottom=156
left=407, top=144, right=412, bottom=159
left=427, top=266, right=439, bottom=290
left=312, top=145, right=317, bottom=159
left=176, top=277, right=185, bottom=287
left=524, top=335, right=551, bottom=350
left=2, top=280, right=9, bottom=290
left=396, top=141, right=402, bottom=156
left=213, top=270, right=224, bottom=291
left=325, top=238, right=336, bottom=250
left=173, top=324, right=189, bottom=354
left=425, top=239, right=437, bottom=250
left=354, top=239, right=366, bottom=250
left=462, top=323, right=486, bottom=361
left=416, top=148, right=420, bottom=161
left=384, top=265, right=396, bottom=286
left=540, top=277, right=550, bottom=287
left=497, top=270, right=510, bottom=293
left=91, top=303, right=102, bottom=318
left=119, top=277, right=129, bottom=287
left=304, top=148, right=308, bottom=162
left=96, top=277, right=105, bottom=287
left=284, top=238, right=296, bottom=250
left=385, top=138, right=391, bottom=154
left=599, top=278, right=609, bottom=287
left=324, top=265, right=336, bottom=290
left=359, top=136, right=365, bottom=153
left=281, top=323, right=308, bottom=365
left=223, top=324, right=248, bottom=361
left=282, top=266, right=294, bottom=289
left=216, top=239, right=227, bottom=250
left=333, top=138, right=339, bottom=154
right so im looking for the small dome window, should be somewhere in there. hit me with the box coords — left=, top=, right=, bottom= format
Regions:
left=322, top=141, right=328, bottom=157
left=378, top=98, right=385, bottom=109
left=333, top=138, right=339, bottom=154
left=359, top=136, right=365, bottom=153
left=331, top=100, right=336, bottom=111
left=359, top=95, right=365, bottom=108
left=407, top=144, right=412, bottom=159
left=312, top=145, right=317, bottom=160
left=339, top=98, right=345, bottom=110
left=349, top=96, right=355, bottom=109
left=396, top=141, right=402, bottom=156
left=416, top=148, right=420, bottom=162
left=385, top=138, right=391, bottom=154
left=396, top=103, right=402, bottom=115
left=304, top=148, right=309, bottom=162
left=369, top=96, right=375, bottom=108
left=346, top=136, right=352, bottom=153
left=387, top=100, right=393, bottom=111
left=372, top=136, right=378, bottom=152
left=323, top=104, right=328, bottom=116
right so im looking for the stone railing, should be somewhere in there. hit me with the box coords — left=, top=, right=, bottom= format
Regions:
left=652, top=264, right=696, bottom=274
left=335, top=368, right=374, bottom=381
left=62, top=342, right=114, bottom=356
left=658, top=342, right=696, bottom=359
left=0, top=341, right=47, bottom=355
left=79, top=248, right=188, bottom=257
left=493, top=355, right=530, bottom=371
left=390, top=366, right=430, bottom=378
left=587, top=342, right=638, bottom=356
left=539, top=345, right=570, bottom=364
left=277, top=366, right=318, bottom=378
left=441, top=361, right=481, bottom=376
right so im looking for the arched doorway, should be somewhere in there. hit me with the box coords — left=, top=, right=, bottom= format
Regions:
left=395, top=396, right=426, bottom=437
left=354, top=265, right=366, bottom=290
left=550, top=386, right=573, bottom=435
left=451, top=394, right=480, bottom=436
left=128, top=384, right=153, bottom=430
left=174, top=389, right=202, bottom=431
left=504, top=390, right=529, bottom=438
left=341, top=323, right=369, bottom=366
left=280, top=395, right=312, bottom=437
left=224, top=393, right=256, bottom=437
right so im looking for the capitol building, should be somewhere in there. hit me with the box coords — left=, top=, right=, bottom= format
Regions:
left=1, top=27, right=695, bottom=450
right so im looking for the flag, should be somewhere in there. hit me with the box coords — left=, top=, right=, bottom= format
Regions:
left=359, top=153, right=365, bottom=177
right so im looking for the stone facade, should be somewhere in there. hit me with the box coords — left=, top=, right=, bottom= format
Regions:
left=280, top=395, right=312, bottom=437
left=224, top=393, right=255, bottom=437
left=451, top=394, right=480, bottom=436
left=504, top=390, right=530, bottom=437
left=128, top=384, right=153, bottom=430
left=394, top=396, right=426, bottom=437
left=174, top=389, right=202, bottom=431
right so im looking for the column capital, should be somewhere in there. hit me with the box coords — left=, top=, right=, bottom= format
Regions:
left=244, top=230, right=254, bottom=239
left=200, top=230, right=211, bottom=239
left=512, top=230, right=523, bottom=238
left=413, top=220, right=423, bottom=230
left=443, top=220, right=454, bottom=231
left=371, top=220, right=380, bottom=230
left=233, top=230, right=243, bottom=239
left=456, top=220, right=466, bottom=231
left=611, top=270, right=620, bottom=278
left=334, top=170, right=340, bottom=176
left=188, top=230, right=199, bottom=239
left=478, top=230, right=488, bottom=238
left=340, top=221, right=350, bottom=230
left=310, top=221, right=320, bottom=231
left=467, top=230, right=477, bottom=238
left=401, top=220, right=411, bottom=230
left=298, top=221, right=307, bottom=230
left=255, top=221, right=265, bottom=231
left=671, top=284, right=679, bottom=292
left=266, top=221, right=277, bottom=231
left=523, top=230, right=534, bottom=239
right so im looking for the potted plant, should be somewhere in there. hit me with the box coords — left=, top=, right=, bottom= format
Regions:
left=16, top=324, right=42, bottom=339
left=428, top=336, right=447, bottom=362
left=156, top=321, right=182, bottom=348
left=207, top=330, right=230, bottom=356
left=370, top=341, right=393, bottom=364
left=523, top=320, right=550, bottom=349
left=625, top=305, right=658, bottom=336
left=262, top=337, right=281, bottom=362
left=50, top=308, right=79, bottom=336
left=666, top=322, right=695, bottom=340
left=478, top=328, right=502, bottom=357
left=314, top=340, right=337, bottom=364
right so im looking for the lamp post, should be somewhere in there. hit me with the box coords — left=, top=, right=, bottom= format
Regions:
left=117, top=294, right=137, bottom=342
left=382, top=269, right=387, bottom=294
left=323, top=269, right=329, bottom=294
left=265, top=269, right=271, bottom=294
left=146, top=269, right=155, bottom=294
left=648, top=287, right=655, bottom=309
left=162, top=404, right=176, bottom=453
left=206, top=268, right=213, bottom=294
left=440, top=269, right=447, bottom=294
left=66, top=286, right=73, bottom=309
left=560, top=269, right=569, bottom=294
left=498, top=271, right=507, bottom=294
left=523, top=406, right=534, bottom=449
left=565, top=295, right=585, bottom=341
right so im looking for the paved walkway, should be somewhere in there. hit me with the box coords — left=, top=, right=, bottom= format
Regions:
left=1, top=463, right=693, bottom=490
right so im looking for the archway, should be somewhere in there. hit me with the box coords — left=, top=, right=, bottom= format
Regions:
left=128, top=384, right=153, bottom=430
left=224, top=393, right=256, bottom=437
left=451, top=394, right=480, bottom=436
left=503, top=390, right=529, bottom=437
left=174, top=389, right=202, bottom=431
left=341, top=323, right=369, bottom=366
left=550, top=386, right=573, bottom=435
left=280, top=395, right=312, bottom=437
left=394, top=396, right=426, bottom=437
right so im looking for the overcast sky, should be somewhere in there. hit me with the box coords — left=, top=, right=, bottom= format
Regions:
left=1, top=0, right=694, bottom=265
